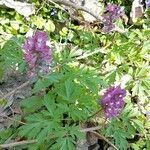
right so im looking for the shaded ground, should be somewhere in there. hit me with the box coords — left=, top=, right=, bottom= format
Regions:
left=0, top=71, right=32, bottom=131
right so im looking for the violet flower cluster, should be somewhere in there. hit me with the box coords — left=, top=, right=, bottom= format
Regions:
left=100, top=85, right=126, bottom=119
left=23, top=31, right=52, bottom=78
left=102, top=4, right=124, bottom=33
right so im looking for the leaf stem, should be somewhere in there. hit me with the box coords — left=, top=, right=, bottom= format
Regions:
left=87, top=108, right=102, bottom=119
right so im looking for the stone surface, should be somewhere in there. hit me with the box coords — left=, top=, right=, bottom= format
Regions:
left=82, top=0, right=102, bottom=22
left=0, top=0, right=35, bottom=18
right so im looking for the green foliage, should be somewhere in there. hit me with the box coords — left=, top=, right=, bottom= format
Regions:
left=18, top=62, right=100, bottom=148
left=20, top=96, right=43, bottom=113
left=0, top=36, right=25, bottom=81
left=105, top=103, right=145, bottom=150
left=0, top=37, right=24, bottom=66
left=0, top=0, right=150, bottom=149
left=0, top=128, right=13, bottom=144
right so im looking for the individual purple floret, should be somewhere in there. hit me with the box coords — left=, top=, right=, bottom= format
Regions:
left=100, top=85, right=126, bottom=119
left=102, top=4, right=124, bottom=33
left=23, top=31, right=52, bottom=78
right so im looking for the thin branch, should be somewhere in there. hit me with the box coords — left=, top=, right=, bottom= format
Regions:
left=0, top=81, right=30, bottom=100
left=49, top=0, right=126, bottom=33
left=48, top=0, right=86, bottom=25
left=49, top=0, right=103, bottom=21
left=0, top=126, right=111, bottom=149
left=0, top=140, right=37, bottom=149
left=0, top=126, right=101, bottom=148
left=91, top=131, right=119, bottom=150
left=80, top=126, right=101, bottom=132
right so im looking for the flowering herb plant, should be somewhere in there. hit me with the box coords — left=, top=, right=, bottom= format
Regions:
left=23, top=31, right=52, bottom=78
left=0, top=1, right=150, bottom=150
left=100, top=85, right=126, bottom=118
left=102, top=4, right=124, bottom=32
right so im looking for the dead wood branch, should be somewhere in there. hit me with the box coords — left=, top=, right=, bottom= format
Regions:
left=91, top=131, right=119, bottom=150
left=80, top=126, right=101, bottom=132
left=0, top=140, right=37, bottom=149
left=49, top=0, right=103, bottom=21
left=0, top=125, right=101, bottom=148
left=49, top=0, right=125, bottom=33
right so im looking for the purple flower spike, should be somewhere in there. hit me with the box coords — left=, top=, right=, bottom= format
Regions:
left=23, top=30, right=52, bottom=78
left=102, top=3, right=124, bottom=33
left=100, top=85, right=126, bottom=119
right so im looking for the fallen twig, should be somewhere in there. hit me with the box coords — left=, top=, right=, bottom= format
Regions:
left=0, top=125, right=101, bottom=148
left=49, top=0, right=103, bottom=21
left=0, top=81, right=30, bottom=100
left=0, top=140, right=37, bottom=149
left=49, top=0, right=126, bottom=33
left=80, top=126, right=101, bottom=132
left=91, top=131, right=119, bottom=150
